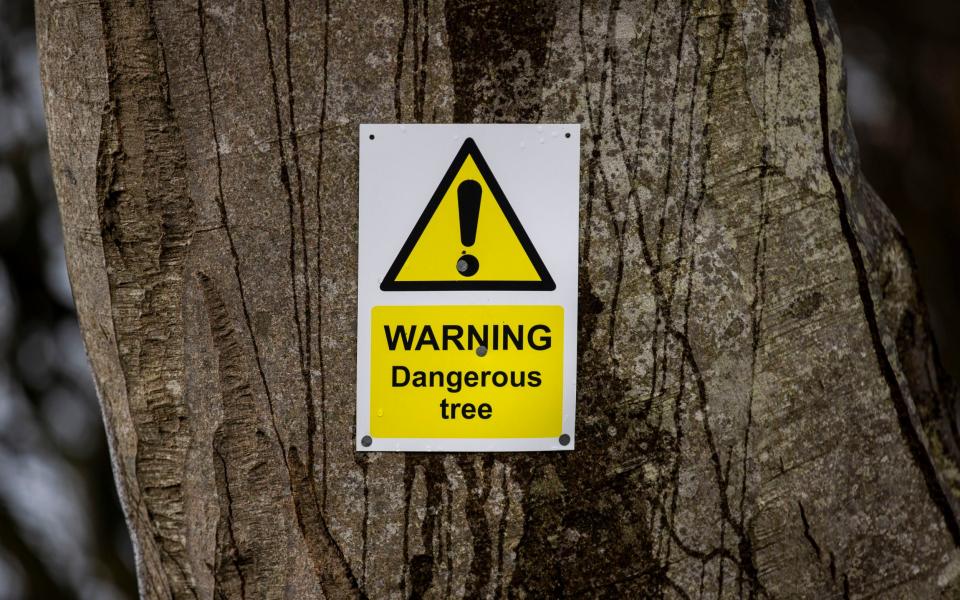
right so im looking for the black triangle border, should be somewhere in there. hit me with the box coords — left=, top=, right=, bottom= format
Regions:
left=380, top=137, right=556, bottom=291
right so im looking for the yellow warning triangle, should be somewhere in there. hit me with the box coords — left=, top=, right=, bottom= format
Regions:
left=381, top=138, right=555, bottom=291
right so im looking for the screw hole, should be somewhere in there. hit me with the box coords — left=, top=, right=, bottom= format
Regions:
left=559, top=434, right=571, bottom=446
left=476, top=345, right=488, bottom=357
left=369, top=134, right=375, bottom=140
left=361, top=435, right=373, bottom=447
left=564, top=132, right=571, bottom=138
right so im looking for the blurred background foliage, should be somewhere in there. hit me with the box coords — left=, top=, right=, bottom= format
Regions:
left=0, top=1, right=136, bottom=599
left=0, top=0, right=957, bottom=597
left=832, top=0, right=960, bottom=377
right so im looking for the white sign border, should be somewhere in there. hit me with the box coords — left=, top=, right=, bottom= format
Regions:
left=356, top=124, right=580, bottom=452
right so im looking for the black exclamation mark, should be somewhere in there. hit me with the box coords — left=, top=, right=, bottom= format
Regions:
left=456, top=179, right=481, bottom=277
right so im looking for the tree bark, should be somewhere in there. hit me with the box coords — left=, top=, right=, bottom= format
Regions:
left=35, top=0, right=960, bottom=597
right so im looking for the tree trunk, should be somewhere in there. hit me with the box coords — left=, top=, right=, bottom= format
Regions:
left=35, top=0, right=960, bottom=597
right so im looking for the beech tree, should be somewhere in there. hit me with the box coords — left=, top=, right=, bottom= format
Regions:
left=36, top=0, right=960, bottom=597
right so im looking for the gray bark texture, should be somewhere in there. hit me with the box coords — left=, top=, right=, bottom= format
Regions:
left=35, top=0, right=960, bottom=597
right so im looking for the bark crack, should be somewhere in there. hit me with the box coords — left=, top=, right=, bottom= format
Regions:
left=803, top=0, right=960, bottom=548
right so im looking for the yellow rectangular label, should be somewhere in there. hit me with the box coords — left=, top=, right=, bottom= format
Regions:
left=371, top=305, right=563, bottom=438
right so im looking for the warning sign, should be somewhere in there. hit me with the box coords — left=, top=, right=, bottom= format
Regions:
left=357, top=124, right=580, bottom=452
left=381, top=138, right=555, bottom=291
left=371, top=305, right=563, bottom=438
